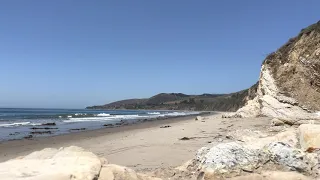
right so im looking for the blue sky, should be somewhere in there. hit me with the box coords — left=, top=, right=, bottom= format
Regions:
left=0, top=1, right=319, bottom=108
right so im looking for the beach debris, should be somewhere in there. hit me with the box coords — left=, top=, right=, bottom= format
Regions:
left=40, top=122, right=56, bottom=126
left=160, top=125, right=171, bottom=128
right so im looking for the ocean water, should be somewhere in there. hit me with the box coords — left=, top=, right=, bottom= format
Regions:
left=0, top=108, right=200, bottom=141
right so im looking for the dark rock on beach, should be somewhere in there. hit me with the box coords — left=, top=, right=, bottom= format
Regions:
left=30, top=131, right=52, bottom=135
left=160, top=125, right=171, bottom=128
left=104, top=124, right=114, bottom=127
left=31, top=127, right=58, bottom=130
left=40, top=123, right=56, bottom=126
left=24, top=135, right=33, bottom=139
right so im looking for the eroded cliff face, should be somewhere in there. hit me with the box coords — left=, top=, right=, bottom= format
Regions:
left=228, top=21, right=320, bottom=120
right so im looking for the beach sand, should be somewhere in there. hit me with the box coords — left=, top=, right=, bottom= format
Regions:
left=0, top=112, right=270, bottom=171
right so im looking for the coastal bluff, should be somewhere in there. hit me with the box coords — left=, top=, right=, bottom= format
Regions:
left=225, top=21, right=320, bottom=121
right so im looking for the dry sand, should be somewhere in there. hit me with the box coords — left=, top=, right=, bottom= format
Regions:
left=0, top=112, right=270, bottom=171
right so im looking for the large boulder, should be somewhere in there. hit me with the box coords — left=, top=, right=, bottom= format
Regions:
left=298, top=124, right=320, bottom=151
left=0, top=146, right=102, bottom=180
left=196, top=142, right=265, bottom=174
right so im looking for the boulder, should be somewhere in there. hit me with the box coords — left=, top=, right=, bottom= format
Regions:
left=99, top=164, right=161, bottom=180
left=298, top=124, right=320, bottom=150
left=196, top=142, right=264, bottom=174
left=0, top=146, right=102, bottom=180
left=264, top=142, right=310, bottom=172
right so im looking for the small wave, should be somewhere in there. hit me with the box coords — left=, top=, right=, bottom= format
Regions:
left=0, top=122, right=31, bottom=127
left=64, top=114, right=149, bottom=123
left=96, top=113, right=111, bottom=117
left=316, top=112, right=320, bottom=116
left=165, top=112, right=187, bottom=116
left=147, top=112, right=161, bottom=115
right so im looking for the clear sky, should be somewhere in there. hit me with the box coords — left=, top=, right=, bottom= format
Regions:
left=0, top=1, right=319, bottom=108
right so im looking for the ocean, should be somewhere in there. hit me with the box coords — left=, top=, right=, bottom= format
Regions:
left=0, top=108, right=200, bottom=141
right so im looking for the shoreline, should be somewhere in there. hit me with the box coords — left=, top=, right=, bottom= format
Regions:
left=0, top=113, right=212, bottom=163
left=0, top=112, right=270, bottom=171
left=0, top=110, right=209, bottom=142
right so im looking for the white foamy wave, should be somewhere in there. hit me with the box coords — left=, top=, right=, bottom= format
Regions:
left=165, top=111, right=200, bottom=117
left=96, top=113, right=111, bottom=117
left=0, top=122, right=31, bottom=127
left=74, top=113, right=87, bottom=116
left=64, top=114, right=147, bottom=123
left=165, top=112, right=187, bottom=116
left=64, top=117, right=107, bottom=123
left=67, top=115, right=72, bottom=118
left=147, top=112, right=161, bottom=115
left=316, top=112, right=320, bottom=116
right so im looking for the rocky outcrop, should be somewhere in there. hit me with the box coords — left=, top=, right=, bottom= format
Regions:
left=0, top=146, right=160, bottom=180
left=191, top=125, right=320, bottom=179
left=226, top=21, right=320, bottom=120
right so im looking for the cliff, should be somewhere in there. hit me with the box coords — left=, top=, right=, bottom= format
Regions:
left=227, top=21, right=320, bottom=120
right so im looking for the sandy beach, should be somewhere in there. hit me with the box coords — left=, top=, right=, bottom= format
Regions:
left=0, top=112, right=270, bottom=171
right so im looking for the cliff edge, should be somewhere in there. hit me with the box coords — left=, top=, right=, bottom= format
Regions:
left=227, top=21, right=320, bottom=120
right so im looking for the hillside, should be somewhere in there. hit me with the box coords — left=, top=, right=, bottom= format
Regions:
left=86, top=83, right=258, bottom=111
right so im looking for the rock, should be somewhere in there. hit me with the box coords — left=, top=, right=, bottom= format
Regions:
left=196, top=142, right=263, bottom=174
left=31, top=127, right=58, bottom=130
left=298, top=124, right=320, bottom=151
left=99, top=164, right=161, bottom=180
left=0, top=146, right=102, bottom=180
left=264, top=142, right=310, bottom=172
left=24, top=135, right=33, bottom=139
left=104, top=124, right=114, bottom=127
left=40, top=122, right=56, bottom=126
left=160, top=125, right=171, bottom=128
left=270, top=118, right=285, bottom=126
left=180, top=137, right=194, bottom=141
left=195, top=116, right=203, bottom=121
left=30, top=131, right=52, bottom=134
